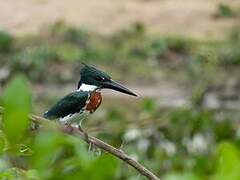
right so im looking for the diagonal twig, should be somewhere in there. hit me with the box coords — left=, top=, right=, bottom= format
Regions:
left=0, top=106, right=160, bottom=180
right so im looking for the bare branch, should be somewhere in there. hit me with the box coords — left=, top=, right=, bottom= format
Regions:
left=0, top=106, right=160, bottom=180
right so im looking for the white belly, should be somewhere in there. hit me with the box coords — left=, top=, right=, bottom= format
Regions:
left=59, top=111, right=90, bottom=125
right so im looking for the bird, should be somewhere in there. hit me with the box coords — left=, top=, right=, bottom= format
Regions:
left=43, top=64, right=137, bottom=139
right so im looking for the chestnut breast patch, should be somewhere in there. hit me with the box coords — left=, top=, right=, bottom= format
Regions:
left=86, top=92, right=102, bottom=113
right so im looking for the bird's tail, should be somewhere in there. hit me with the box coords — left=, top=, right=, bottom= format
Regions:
left=43, top=111, right=49, bottom=119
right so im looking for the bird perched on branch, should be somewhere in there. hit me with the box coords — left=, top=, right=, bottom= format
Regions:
left=43, top=64, right=137, bottom=139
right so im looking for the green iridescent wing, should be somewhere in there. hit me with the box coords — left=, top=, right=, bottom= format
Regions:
left=43, top=91, right=89, bottom=119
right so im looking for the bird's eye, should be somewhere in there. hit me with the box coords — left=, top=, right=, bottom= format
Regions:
left=95, top=76, right=105, bottom=81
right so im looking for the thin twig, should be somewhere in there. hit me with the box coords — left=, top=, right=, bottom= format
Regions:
left=0, top=106, right=160, bottom=180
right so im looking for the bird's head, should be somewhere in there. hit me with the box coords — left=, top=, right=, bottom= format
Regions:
left=77, top=64, right=137, bottom=96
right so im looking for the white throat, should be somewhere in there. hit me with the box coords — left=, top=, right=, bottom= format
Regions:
left=78, top=83, right=98, bottom=91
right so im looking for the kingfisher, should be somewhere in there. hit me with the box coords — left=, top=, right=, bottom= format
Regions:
left=43, top=64, right=137, bottom=136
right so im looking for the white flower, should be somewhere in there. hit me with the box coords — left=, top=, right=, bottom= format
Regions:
left=187, top=133, right=208, bottom=154
left=124, top=128, right=141, bottom=141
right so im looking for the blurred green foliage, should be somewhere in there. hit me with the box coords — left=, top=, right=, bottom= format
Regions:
left=164, top=172, right=201, bottom=180
left=2, top=76, right=31, bottom=144
left=0, top=31, right=13, bottom=53
left=213, top=142, right=240, bottom=180
left=0, top=74, right=239, bottom=179
left=0, top=76, right=120, bottom=180
left=214, top=3, right=236, bottom=18
left=0, top=22, right=240, bottom=179
left=0, top=22, right=239, bottom=84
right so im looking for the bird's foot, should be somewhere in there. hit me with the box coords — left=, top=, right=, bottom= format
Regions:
left=88, top=143, right=102, bottom=156
left=78, top=125, right=90, bottom=143
left=30, top=122, right=41, bottom=132
left=77, top=125, right=101, bottom=156
left=64, top=122, right=74, bottom=133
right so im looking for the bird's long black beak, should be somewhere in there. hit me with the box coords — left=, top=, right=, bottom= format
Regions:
left=103, top=80, right=137, bottom=96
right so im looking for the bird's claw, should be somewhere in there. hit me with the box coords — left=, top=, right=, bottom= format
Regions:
left=77, top=125, right=101, bottom=156
left=64, top=122, right=74, bottom=133
left=78, top=125, right=90, bottom=144
left=88, top=143, right=101, bottom=156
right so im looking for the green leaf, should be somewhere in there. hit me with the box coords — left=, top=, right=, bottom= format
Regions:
left=67, top=135, right=94, bottom=166
left=2, top=75, right=32, bottom=145
left=25, top=169, right=41, bottom=180
left=82, top=154, right=119, bottom=180
left=212, top=142, right=240, bottom=180
left=31, top=130, right=63, bottom=171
